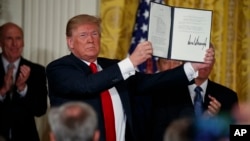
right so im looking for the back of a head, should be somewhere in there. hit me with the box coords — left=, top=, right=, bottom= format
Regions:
left=164, top=117, right=230, bottom=141
left=48, top=101, right=98, bottom=141
left=163, top=117, right=194, bottom=141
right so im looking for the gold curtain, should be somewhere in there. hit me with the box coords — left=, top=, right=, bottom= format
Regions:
left=164, top=0, right=250, bottom=102
left=100, top=0, right=250, bottom=102
left=99, top=0, right=139, bottom=60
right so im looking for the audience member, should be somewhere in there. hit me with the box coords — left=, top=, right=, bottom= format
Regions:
left=46, top=14, right=214, bottom=141
left=163, top=117, right=195, bottom=141
left=48, top=101, right=99, bottom=141
left=0, top=22, right=48, bottom=141
left=232, top=101, right=250, bottom=124
left=156, top=58, right=182, bottom=72
left=164, top=116, right=230, bottom=141
left=194, top=116, right=231, bottom=141
left=150, top=44, right=238, bottom=141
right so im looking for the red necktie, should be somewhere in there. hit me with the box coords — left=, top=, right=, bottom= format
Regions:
left=89, top=62, right=116, bottom=141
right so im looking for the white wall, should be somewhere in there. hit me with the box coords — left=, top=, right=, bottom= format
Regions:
left=1, top=0, right=100, bottom=66
left=0, top=1, right=99, bottom=140
left=0, top=0, right=23, bottom=26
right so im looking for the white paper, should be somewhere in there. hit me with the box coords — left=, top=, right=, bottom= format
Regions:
left=170, top=8, right=212, bottom=62
left=148, top=2, right=212, bottom=62
left=148, top=2, right=171, bottom=58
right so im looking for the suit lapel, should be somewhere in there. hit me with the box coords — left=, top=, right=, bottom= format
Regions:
left=203, top=80, right=213, bottom=109
left=0, top=57, right=5, bottom=86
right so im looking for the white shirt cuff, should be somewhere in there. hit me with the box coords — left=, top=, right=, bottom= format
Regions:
left=17, top=85, right=28, bottom=97
left=184, top=62, right=198, bottom=81
left=118, top=57, right=136, bottom=80
left=0, top=95, right=5, bottom=101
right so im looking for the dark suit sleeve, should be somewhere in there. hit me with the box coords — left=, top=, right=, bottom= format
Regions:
left=46, top=56, right=124, bottom=102
left=206, top=81, right=239, bottom=116
left=128, top=64, right=190, bottom=94
left=22, top=63, right=48, bottom=117
left=0, top=59, right=47, bottom=141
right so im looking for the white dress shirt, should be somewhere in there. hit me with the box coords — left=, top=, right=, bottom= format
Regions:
left=188, top=80, right=208, bottom=104
left=84, top=59, right=197, bottom=141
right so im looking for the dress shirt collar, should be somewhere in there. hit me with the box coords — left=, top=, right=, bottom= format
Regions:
left=82, top=60, right=97, bottom=66
left=1, top=55, right=20, bottom=73
left=188, top=79, right=208, bottom=102
left=82, top=60, right=102, bottom=71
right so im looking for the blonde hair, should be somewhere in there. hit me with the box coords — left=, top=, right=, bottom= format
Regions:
left=66, top=14, right=101, bottom=37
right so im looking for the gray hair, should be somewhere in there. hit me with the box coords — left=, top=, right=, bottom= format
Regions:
left=48, top=101, right=98, bottom=141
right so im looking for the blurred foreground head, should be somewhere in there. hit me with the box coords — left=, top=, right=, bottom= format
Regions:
left=164, top=116, right=231, bottom=141
left=48, top=101, right=100, bottom=141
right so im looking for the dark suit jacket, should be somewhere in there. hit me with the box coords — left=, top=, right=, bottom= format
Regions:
left=46, top=53, right=191, bottom=141
left=150, top=79, right=239, bottom=141
left=0, top=55, right=48, bottom=141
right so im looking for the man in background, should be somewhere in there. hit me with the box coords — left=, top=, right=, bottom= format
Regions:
left=150, top=44, right=238, bottom=141
left=156, top=57, right=182, bottom=72
left=0, top=22, right=48, bottom=141
left=48, top=101, right=100, bottom=141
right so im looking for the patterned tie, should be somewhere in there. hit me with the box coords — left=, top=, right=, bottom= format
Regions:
left=194, top=86, right=203, bottom=117
left=89, top=62, right=116, bottom=141
left=7, top=63, right=15, bottom=138
left=7, top=63, right=15, bottom=80
left=8, top=63, right=15, bottom=69
left=7, top=63, right=15, bottom=100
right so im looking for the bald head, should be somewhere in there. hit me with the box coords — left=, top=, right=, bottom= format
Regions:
left=0, top=22, right=23, bottom=39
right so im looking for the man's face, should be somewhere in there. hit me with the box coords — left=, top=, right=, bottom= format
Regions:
left=157, top=58, right=182, bottom=71
left=67, top=23, right=100, bottom=62
left=0, top=25, right=24, bottom=62
left=198, top=63, right=214, bottom=79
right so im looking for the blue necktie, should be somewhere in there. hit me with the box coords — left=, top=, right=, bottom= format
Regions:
left=194, top=86, right=203, bottom=117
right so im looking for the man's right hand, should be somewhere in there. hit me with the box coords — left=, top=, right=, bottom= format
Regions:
left=129, top=41, right=153, bottom=67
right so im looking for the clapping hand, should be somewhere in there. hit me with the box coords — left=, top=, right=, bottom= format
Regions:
left=204, top=95, right=221, bottom=117
left=16, top=65, right=30, bottom=92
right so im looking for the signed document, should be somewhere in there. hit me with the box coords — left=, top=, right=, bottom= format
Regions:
left=148, top=2, right=212, bottom=62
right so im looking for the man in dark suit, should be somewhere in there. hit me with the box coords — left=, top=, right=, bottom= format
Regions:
left=46, top=14, right=215, bottom=141
left=0, top=22, right=48, bottom=141
left=151, top=46, right=238, bottom=141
